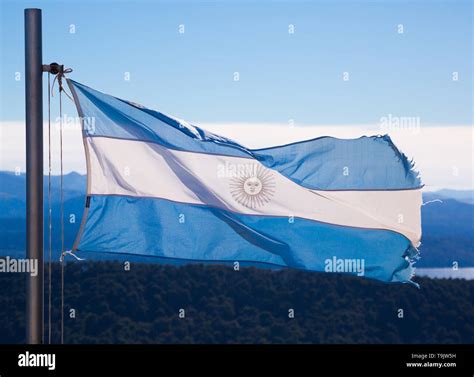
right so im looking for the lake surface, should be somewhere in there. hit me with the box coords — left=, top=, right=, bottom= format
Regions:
left=416, top=268, right=474, bottom=280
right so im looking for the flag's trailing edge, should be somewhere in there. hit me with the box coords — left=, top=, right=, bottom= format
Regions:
left=67, top=79, right=423, bottom=285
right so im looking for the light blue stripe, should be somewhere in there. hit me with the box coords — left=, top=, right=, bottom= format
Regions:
left=70, top=80, right=251, bottom=158
left=252, top=135, right=421, bottom=190
left=70, top=80, right=421, bottom=190
left=77, top=195, right=417, bottom=284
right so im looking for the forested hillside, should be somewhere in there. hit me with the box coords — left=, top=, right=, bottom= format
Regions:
left=1, top=262, right=472, bottom=344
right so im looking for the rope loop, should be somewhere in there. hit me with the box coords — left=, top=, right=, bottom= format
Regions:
left=52, top=68, right=74, bottom=101
left=43, top=63, right=74, bottom=101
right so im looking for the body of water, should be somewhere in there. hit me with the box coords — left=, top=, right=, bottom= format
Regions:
left=416, top=268, right=474, bottom=280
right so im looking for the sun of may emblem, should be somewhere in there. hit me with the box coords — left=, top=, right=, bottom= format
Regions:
left=229, top=164, right=276, bottom=209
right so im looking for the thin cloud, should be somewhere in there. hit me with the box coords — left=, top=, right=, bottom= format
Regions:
left=1, top=121, right=472, bottom=191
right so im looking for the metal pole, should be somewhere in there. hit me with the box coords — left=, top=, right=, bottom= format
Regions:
left=25, top=8, right=43, bottom=344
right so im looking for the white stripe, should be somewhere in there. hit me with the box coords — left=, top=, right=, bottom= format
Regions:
left=86, top=137, right=422, bottom=245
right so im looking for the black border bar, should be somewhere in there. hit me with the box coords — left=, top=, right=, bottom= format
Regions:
left=0, top=344, right=472, bottom=377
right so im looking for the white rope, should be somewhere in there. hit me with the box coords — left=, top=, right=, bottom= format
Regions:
left=48, top=66, right=74, bottom=345
left=47, top=72, right=53, bottom=345
left=59, top=88, right=65, bottom=345
left=46, top=66, right=75, bottom=344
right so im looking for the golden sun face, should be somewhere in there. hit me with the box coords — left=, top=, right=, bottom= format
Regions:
left=229, top=164, right=276, bottom=209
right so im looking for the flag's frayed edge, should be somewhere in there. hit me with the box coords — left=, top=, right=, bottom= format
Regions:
left=381, top=134, right=422, bottom=188
left=382, top=134, right=422, bottom=287
left=391, top=246, right=421, bottom=288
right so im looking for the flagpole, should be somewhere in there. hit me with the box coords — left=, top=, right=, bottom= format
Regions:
left=25, top=8, right=44, bottom=344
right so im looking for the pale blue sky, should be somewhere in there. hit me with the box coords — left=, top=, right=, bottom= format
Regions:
left=0, top=0, right=472, bottom=124
left=0, top=0, right=473, bottom=190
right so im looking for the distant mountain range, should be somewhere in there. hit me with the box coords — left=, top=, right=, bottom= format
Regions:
left=0, top=171, right=472, bottom=268
left=425, top=189, right=473, bottom=205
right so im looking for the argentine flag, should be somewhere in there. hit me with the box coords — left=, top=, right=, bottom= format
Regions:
left=67, top=80, right=422, bottom=285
